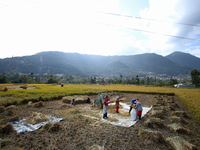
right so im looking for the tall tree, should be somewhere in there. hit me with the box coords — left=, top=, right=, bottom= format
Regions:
left=18, top=75, right=28, bottom=83
left=190, top=69, right=200, bottom=86
left=0, top=73, right=8, bottom=83
left=135, top=75, right=139, bottom=85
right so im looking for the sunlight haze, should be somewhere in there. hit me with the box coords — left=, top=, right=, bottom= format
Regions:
left=0, top=0, right=200, bottom=58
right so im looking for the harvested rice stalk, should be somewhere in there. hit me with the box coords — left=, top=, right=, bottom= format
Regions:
left=0, top=124, right=15, bottom=134
left=171, top=111, right=188, bottom=118
left=0, top=115, right=20, bottom=125
left=166, top=136, right=197, bottom=150
left=88, top=144, right=104, bottom=150
left=144, top=117, right=164, bottom=128
left=62, top=95, right=88, bottom=104
left=24, top=112, right=50, bottom=124
left=167, top=123, right=190, bottom=135
left=151, top=110, right=165, bottom=118
left=40, top=122, right=53, bottom=131
left=32, top=101, right=44, bottom=108
left=168, top=116, right=187, bottom=124
left=5, top=105, right=16, bottom=111
left=0, top=106, right=6, bottom=113
left=48, top=122, right=61, bottom=132
left=138, top=129, right=165, bottom=144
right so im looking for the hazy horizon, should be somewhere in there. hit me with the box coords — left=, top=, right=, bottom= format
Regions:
left=1, top=0, right=200, bottom=59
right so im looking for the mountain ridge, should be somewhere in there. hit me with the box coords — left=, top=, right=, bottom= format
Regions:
left=0, top=51, right=198, bottom=77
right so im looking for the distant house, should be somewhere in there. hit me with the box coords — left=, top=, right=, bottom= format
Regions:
left=174, top=84, right=196, bottom=88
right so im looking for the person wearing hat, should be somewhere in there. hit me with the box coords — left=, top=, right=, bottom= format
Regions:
left=115, top=96, right=122, bottom=113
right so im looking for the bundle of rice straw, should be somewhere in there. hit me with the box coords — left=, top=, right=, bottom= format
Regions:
left=62, top=95, right=88, bottom=104
left=24, top=112, right=50, bottom=124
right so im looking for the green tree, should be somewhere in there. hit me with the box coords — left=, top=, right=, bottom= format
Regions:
left=46, top=75, right=58, bottom=84
left=135, top=75, right=139, bottom=85
left=146, top=77, right=150, bottom=85
left=140, top=79, right=145, bottom=85
left=120, top=75, right=123, bottom=83
left=168, top=76, right=178, bottom=86
left=190, top=69, right=200, bottom=86
left=0, top=73, right=8, bottom=83
left=18, top=75, right=28, bottom=83
left=35, top=77, right=41, bottom=84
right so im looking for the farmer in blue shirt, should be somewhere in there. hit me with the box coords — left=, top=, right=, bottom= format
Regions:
left=129, top=99, right=136, bottom=113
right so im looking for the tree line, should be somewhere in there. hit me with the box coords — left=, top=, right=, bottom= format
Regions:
left=0, top=69, right=199, bottom=86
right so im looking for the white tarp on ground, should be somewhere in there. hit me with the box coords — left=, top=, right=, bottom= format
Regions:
left=7, top=115, right=63, bottom=133
left=84, top=103, right=152, bottom=127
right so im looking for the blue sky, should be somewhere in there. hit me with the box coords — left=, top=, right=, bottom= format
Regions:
left=0, top=0, right=200, bottom=59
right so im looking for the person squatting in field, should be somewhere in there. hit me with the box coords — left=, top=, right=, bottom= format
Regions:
left=103, top=95, right=113, bottom=119
left=135, top=98, right=143, bottom=120
left=71, top=99, right=75, bottom=106
left=115, top=96, right=122, bottom=113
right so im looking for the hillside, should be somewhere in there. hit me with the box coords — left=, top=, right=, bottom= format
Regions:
left=165, top=51, right=200, bottom=70
left=0, top=51, right=194, bottom=77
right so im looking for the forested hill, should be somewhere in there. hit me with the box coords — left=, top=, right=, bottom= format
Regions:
left=0, top=51, right=194, bottom=77
left=165, top=51, right=200, bottom=70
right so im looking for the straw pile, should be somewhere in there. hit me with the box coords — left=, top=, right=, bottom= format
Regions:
left=60, top=104, right=73, bottom=109
left=144, top=117, right=164, bottom=128
left=167, top=123, right=190, bottom=135
left=24, top=112, right=50, bottom=124
left=155, top=99, right=164, bottom=105
left=88, top=144, right=104, bottom=150
left=48, top=122, right=61, bottom=132
left=32, top=101, right=44, bottom=108
left=151, top=110, right=165, bottom=118
left=0, top=115, right=20, bottom=125
left=168, top=116, right=187, bottom=124
left=171, top=111, right=188, bottom=118
left=138, top=129, right=165, bottom=144
left=6, top=105, right=16, bottom=111
left=0, top=124, right=15, bottom=134
left=40, top=122, right=53, bottom=131
left=0, top=106, right=6, bottom=113
left=166, top=136, right=197, bottom=150
left=62, top=95, right=88, bottom=104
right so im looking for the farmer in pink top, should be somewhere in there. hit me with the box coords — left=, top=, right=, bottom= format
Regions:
left=103, top=95, right=112, bottom=119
